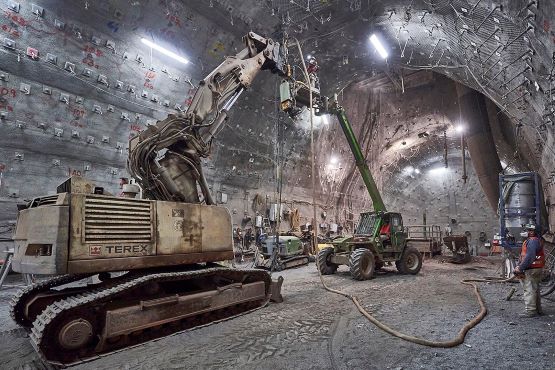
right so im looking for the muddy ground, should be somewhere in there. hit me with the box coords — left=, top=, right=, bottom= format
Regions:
left=1, top=257, right=554, bottom=370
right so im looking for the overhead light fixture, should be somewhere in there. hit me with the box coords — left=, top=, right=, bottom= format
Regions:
left=414, top=168, right=421, bottom=174
left=429, top=167, right=448, bottom=175
left=141, top=38, right=189, bottom=64
left=369, top=34, right=388, bottom=59
left=330, top=156, right=339, bottom=165
left=455, top=125, right=465, bottom=133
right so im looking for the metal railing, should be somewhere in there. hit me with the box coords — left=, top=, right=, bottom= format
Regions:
left=405, top=224, right=442, bottom=242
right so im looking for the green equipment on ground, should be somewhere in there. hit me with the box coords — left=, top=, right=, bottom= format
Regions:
left=256, top=235, right=310, bottom=271
left=280, top=90, right=423, bottom=280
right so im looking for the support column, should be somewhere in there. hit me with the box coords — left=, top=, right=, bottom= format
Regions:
left=455, top=83, right=503, bottom=212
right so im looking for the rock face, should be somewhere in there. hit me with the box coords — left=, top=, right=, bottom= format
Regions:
left=0, top=0, right=554, bottom=247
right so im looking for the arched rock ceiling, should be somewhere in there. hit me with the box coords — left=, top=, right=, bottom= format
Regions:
left=187, top=0, right=555, bottom=186
left=2, top=0, right=548, bottom=194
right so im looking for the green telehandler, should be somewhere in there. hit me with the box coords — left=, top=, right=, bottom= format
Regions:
left=318, top=99, right=422, bottom=280
left=281, top=88, right=423, bottom=281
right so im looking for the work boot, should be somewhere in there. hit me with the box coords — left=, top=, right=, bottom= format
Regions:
left=518, top=312, right=538, bottom=318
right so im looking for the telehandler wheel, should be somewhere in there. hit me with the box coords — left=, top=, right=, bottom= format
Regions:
left=349, top=249, right=375, bottom=280
left=317, top=247, right=338, bottom=275
left=395, top=246, right=423, bottom=275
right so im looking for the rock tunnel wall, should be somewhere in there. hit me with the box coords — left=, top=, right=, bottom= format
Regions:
left=314, top=72, right=504, bottom=247
left=0, top=0, right=553, bottom=246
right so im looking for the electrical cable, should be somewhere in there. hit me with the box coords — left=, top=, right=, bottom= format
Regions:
left=270, top=77, right=285, bottom=273
left=294, top=38, right=318, bottom=252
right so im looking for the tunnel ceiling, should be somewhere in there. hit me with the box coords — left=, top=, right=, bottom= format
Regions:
left=185, top=0, right=555, bottom=186
left=0, top=0, right=552, bottom=181
left=0, top=0, right=554, bottom=233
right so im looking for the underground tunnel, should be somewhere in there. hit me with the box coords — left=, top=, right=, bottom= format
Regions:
left=0, top=1, right=554, bottom=369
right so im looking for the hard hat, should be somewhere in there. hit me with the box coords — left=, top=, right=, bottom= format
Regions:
left=525, top=224, right=536, bottom=231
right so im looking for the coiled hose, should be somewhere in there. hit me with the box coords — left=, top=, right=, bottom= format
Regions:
left=316, top=260, right=516, bottom=348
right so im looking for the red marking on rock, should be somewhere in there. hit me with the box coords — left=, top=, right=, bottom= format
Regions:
left=84, top=45, right=103, bottom=57
left=71, top=108, right=85, bottom=118
left=82, top=56, right=99, bottom=69
left=68, top=168, right=82, bottom=177
left=3, top=11, right=27, bottom=26
left=0, top=87, right=17, bottom=98
left=1, top=24, right=21, bottom=37
left=0, top=103, right=14, bottom=112
left=166, top=14, right=182, bottom=28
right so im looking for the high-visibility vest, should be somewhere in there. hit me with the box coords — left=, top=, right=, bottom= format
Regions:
left=520, top=237, right=545, bottom=269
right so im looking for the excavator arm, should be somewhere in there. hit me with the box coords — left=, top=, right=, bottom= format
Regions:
left=128, top=32, right=289, bottom=204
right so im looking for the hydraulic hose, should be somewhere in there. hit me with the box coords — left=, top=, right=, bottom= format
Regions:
left=316, top=259, right=516, bottom=348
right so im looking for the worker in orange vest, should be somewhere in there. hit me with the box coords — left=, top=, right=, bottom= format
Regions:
left=514, top=224, right=545, bottom=317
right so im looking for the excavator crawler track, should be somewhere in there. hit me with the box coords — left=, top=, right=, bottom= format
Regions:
left=10, top=274, right=92, bottom=328
left=26, top=267, right=272, bottom=366
left=257, top=255, right=310, bottom=271
left=280, top=255, right=310, bottom=270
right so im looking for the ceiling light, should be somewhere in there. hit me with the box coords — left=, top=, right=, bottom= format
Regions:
left=455, top=125, right=465, bottom=133
left=414, top=168, right=421, bottom=174
left=369, top=34, right=388, bottom=59
left=429, top=167, right=448, bottom=175
left=141, top=38, right=189, bottom=64
left=330, top=156, right=338, bottom=165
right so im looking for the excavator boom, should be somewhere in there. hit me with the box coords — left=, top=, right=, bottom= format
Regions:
left=128, top=32, right=289, bottom=204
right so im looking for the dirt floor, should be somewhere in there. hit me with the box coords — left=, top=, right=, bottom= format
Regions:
left=1, top=257, right=554, bottom=370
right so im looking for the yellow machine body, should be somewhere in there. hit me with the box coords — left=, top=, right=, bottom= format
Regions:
left=12, top=191, right=233, bottom=275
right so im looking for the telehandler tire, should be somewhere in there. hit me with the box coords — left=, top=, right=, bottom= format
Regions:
left=349, top=249, right=375, bottom=280
left=395, top=246, right=422, bottom=275
left=317, top=247, right=338, bottom=275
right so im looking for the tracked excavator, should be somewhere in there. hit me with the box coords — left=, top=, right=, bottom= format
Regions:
left=10, top=32, right=294, bottom=366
